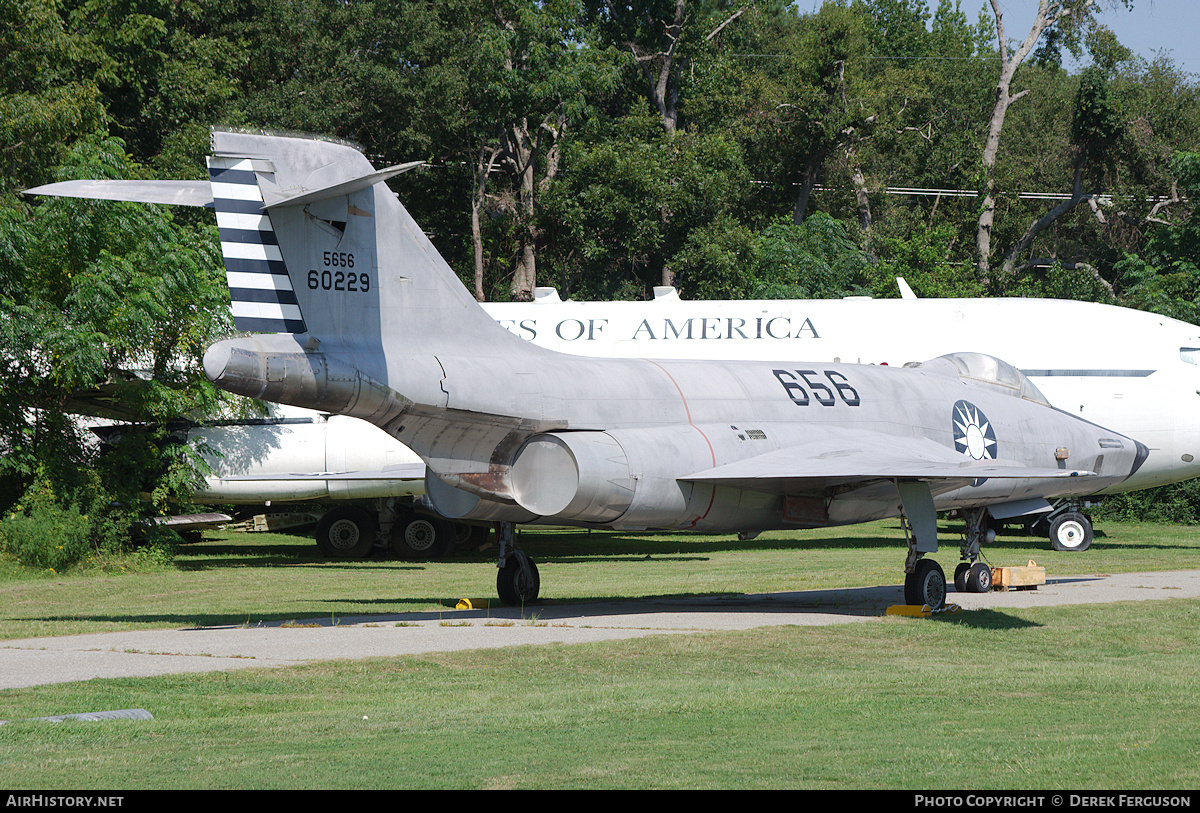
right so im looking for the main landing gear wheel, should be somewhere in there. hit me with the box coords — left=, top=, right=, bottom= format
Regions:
left=315, top=506, right=376, bottom=559
left=1049, top=512, right=1093, bottom=552
left=390, top=513, right=454, bottom=559
left=904, top=559, right=946, bottom=609
left=497, top=550, right=540, bottom=606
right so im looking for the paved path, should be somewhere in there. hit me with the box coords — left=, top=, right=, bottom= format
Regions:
left=3, top=570, right=1199, bottom=690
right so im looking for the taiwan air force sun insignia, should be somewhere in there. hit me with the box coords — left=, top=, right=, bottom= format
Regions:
left=953, top=400, right=996, bottom=485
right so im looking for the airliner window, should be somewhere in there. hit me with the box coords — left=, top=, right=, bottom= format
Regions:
left=1181, top=348, right=1200, bottom=365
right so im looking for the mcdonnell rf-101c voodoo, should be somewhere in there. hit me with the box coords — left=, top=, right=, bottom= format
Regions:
left=27, top=130, right=1151, bottom=608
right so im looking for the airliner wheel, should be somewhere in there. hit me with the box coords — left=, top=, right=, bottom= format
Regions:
left=1049, top=512, right=1093, bottom=552
left=391, top=514, right=454, bottom=559
left=315, top=506, right=376, bottom=559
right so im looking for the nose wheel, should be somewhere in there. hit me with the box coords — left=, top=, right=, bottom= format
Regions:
left=954, top=560, right=993, bottom=593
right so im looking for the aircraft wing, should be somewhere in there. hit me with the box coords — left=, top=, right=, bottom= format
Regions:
left=680, top=428, right=1092, bottom=496
left=210, top=462, right=427, bottom=481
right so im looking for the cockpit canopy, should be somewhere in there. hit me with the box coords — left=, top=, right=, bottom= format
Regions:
left=907, top=352, right=1050, bottom=405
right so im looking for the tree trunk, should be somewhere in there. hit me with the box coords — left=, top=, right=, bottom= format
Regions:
left=793, top=148, right=828, bottom=225
left=472, top=142, right=501, bottom=302
left=976, top=0, right=1062, bottom=284
left=630, top=0, right=686, bottom=134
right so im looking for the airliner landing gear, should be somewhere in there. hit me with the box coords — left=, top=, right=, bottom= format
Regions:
left=389, top=510, right=455, bottom=559
left=315, top=505, right=376, bottom=559
left=1049, top=511, right=1093, bottom=552
left=495, top=522, right=540, bottom=605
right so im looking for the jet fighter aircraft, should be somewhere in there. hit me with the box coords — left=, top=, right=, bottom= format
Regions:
left=27, top=130, right=1149, bottom=608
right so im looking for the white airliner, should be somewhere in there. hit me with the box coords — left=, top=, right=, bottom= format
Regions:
left=186, top=282, right=1200, bottom=557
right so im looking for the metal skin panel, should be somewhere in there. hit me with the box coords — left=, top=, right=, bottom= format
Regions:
left=50, top=131, right=1151, bottom=543
left=486, top=294, right=1200, bottom=493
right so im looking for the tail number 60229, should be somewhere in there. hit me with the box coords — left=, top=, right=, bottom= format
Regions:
left=308, top=264, right=370, bottom=293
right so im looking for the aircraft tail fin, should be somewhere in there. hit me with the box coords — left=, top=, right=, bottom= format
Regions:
left=207, top=154, right=307, bottom=334
left=206, top=129, right=490, bottom=347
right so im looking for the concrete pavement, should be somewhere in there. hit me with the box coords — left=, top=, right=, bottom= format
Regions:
left=3, top=569, right=1199, bottom=690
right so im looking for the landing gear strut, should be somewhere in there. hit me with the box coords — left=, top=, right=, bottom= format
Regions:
left=898, top=481, right=946, bottom=609
left=953, top=507, right=994, bottom=593
left=495, top=522, right=540, bottom=605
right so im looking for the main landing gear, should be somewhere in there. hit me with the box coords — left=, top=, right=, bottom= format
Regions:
left=899, top=481, right=948, bottom=609
left=897, top=485, right=997, bottom=609
left=314, top=499, right=458, bottom=560
left=495, top=521, right=540, bottom=605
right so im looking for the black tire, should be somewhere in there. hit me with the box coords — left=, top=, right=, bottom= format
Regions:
left=954, top=562, right=970, bottom=593
left=1049, top=512, right=1093, bottom=552
left=453, top=522, right=490, bottom=549
left=904, top=559, right=946, bottom=609
left=967, top=561, right=993, bottom=593
left=315, top=506, right=376, bottom=559
left=497, top=552, right=540, bottom=606
left=391, top=513, right=455, bottom=559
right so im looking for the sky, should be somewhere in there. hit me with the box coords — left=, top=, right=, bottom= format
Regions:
left=797, top=0, right=1200, bottom=73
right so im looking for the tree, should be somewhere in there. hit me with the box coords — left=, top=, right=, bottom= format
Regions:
left=1115, top=152, right=1200, bottom=324
left=540, top=111, right=750, bottom=298
left=0, top=135, right=232, bottom=525
left=466, top=0, right=620, bottom=300
left=975, top=0, right=1132, bottom=284
left=0, top=0, right=106, bottom=194
left=586, top=0, right=750, bottom=135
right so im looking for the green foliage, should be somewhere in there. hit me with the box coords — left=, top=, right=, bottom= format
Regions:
left=870, top=224, right=982, bottom=298
left=0, top=134, right=231, bottom=522
left=1007, top=262, right=1115, bottom=303
left=0, top=467, right=136, bottom=571
left=1115, top=151, right=1200, bottom=323
left=541, top=122, right=750, bottom=299
left=1094, top=480, right=1200, bottom=525
left=748, top=214, right=872, bottom=299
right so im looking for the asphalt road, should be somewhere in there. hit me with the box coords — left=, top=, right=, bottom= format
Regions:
left=3, top=569, right=1199, bottom=690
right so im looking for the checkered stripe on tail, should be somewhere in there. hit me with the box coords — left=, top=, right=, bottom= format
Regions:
left=207, top=156, right=306, bottom=334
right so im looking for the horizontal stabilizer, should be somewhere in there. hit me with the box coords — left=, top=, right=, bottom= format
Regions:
left=22, top=180, right=213, bottom=207
left=263, top=161, right=422, bottom=208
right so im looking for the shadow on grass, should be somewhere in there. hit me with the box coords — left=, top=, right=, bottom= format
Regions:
left=174, top=517, right=1179, bottom=575
left=12, top=586, right=1049, bottom=633
left=931, top=608, right=1042, bottom=630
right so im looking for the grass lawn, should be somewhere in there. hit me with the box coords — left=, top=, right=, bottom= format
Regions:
left=1, top=519, right=1198, bottom=789
left=2, top=518, right=1199, bottom=640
